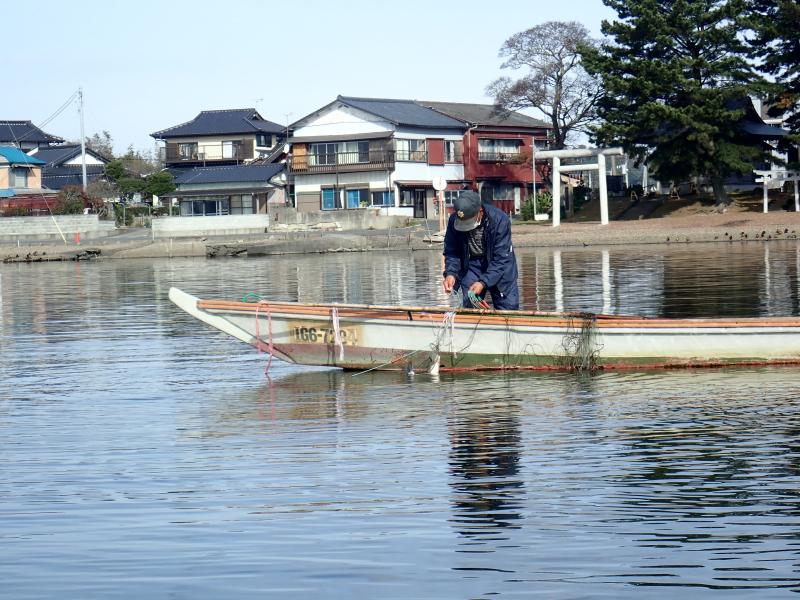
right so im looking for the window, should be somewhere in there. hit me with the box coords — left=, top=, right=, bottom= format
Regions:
left=339, top=141, right=370, bottom=165
left=443, top=190, right=461, bottom=206
left=478, top=138, right=522, bottom=161
left=179, top=143, right=198, bottom=159
left=256, top=134, right=273, bottom=147
left=444, top=140, right=463, bottom=163
left=322, top=187, right=337, bottom=210
left=533, top=138, right=549, bottom=150
left=346, top=188, right=369, bottom=209
left=396, top=139, right=426, bottom=161
left=222, top=140, right=243, bottom=159
left=9, top=167, right=28, bottom=188
left=309, top=142, right=337, bottom=166
left=230, top=194, right=254, bottom=215
left=371, top=190, right=393, bottom=207
left=482, top=183, right=515, bottom=203
left=181, top=196, right=228, bottom=216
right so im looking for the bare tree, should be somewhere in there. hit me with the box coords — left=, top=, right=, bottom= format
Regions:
left=487, top=21, right=602, bottom=149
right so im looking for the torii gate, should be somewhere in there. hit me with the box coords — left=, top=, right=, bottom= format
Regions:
left=753, top=170, right=800, bottom=213
left=536, top=147, right=624, bottom=227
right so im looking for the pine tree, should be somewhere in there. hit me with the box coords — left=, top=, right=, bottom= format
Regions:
left=581, top=0, right=765, bottom=204
left=748, top=0, right=800, bottom=142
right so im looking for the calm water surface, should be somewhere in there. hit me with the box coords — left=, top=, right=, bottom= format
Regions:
left=2, top=243, right=800, bottom=599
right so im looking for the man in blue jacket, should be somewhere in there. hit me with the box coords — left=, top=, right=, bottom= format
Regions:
left=442, top=190, right=519, bottom=310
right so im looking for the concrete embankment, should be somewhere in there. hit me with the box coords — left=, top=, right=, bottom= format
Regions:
left=3, top=211, right=800, bottom=263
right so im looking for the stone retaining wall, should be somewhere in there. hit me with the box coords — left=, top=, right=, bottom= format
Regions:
left=0, top=215, right=116, bottom=242
left=152, top=215, right=270, bottom=238
left=268, top=206, right=411, bottom=230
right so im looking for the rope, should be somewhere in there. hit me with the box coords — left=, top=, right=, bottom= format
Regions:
left=331, top=307, right=345, bottom=361
left=558, top=312, right=600, bottom=372
left=428, top=310, right=457, bottom=375
left=254, top=300, right=274, bottom=376
left=467, top=290, right=491, bottom=310
left=350, top=349, right=422, bottom=377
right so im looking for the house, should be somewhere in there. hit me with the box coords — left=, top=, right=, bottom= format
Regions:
left=0, top=146, right=59, bottom=214
left=27, top=144, right=109, bottom=190
left=288, top=96, right=467, bottom=218
left=151, top=108, right=286, bottom=169
left=164, top=163, right=286, bottom=216
left=0, top=121, right=63, bottom=152
left=0, top=146, right=45, bottom=192
left=420, top=101, right=552, bottom=214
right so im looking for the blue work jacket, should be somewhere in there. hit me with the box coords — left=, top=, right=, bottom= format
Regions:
left=443, top=203, right=518, bottom=294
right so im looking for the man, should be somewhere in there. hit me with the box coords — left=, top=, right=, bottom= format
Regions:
left=442, top=190, right=519, bottom=310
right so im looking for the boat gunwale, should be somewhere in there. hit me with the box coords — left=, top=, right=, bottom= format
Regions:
left=196, top=299, right=800, bottom=329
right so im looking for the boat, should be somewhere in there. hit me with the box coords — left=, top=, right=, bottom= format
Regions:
left=169, top=287, right=800, bottom=372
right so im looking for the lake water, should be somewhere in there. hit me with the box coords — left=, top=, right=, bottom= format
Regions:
left=2, top=242, right=800, bottom=599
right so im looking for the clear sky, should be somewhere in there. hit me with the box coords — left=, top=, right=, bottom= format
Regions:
left=9, top=0, right=615, bottom=154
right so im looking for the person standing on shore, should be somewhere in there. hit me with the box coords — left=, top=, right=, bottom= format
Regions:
left=442, top=190, right=519, bottom=310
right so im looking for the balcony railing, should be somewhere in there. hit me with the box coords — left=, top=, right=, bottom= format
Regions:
left=478, top=151, right=524, bottom=163
left=290, top=150, right=395, bottom=174
left=165, top=139, right=255, bottom=163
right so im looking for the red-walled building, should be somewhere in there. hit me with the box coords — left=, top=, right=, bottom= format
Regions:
left=421, top=102, right=551, bottom=215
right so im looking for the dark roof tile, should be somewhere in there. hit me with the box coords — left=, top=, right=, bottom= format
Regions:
left=172, top=163, right=284, bottom=185
left=31, top=144, right=109, bottom=167
left=338, top=96, right=464, bottom=129
left=0, top=121, right=63, bottom=144
left=152, top=109, right=285, bottom=138
left=420, top=101, right=552, bottom=129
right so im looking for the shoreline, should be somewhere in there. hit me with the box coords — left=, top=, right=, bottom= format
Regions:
left=2, top=211, right=800, bottom=262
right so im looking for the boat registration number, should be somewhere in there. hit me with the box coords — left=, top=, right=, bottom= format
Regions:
left=290, top=322, right=359, bottom=345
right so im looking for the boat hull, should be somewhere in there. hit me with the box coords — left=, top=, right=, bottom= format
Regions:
left=169, top=288, right=800, bottom=372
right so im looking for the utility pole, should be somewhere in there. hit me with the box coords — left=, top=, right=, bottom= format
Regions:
left=531, top=138, right=538, bottom=214
left=78, top=87, right=87, bottom=191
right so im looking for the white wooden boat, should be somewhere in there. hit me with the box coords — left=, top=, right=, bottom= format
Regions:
left=169, top=287, right=800, bottom=372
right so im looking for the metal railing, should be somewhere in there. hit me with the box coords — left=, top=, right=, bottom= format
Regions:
left=478, top=151, right=524, bottom=162
left=290, top=150, right=395, bottom=173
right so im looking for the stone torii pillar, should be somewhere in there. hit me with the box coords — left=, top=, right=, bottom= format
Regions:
left=536, top=147, right=625, bottom=227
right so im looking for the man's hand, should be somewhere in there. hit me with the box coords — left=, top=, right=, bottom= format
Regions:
left=443, top=275, right=456, bottom=294
left=469, top=281, right=485, bottom=296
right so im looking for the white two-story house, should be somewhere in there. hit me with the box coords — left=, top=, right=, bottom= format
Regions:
left=289, top=96, right=467, bottom=218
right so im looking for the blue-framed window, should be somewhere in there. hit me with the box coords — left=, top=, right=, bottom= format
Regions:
left=371, top=191, right=393, bottom=206
left=322, top=188, right=337, bottom=210
left=346, top=188, right=369, bottom=209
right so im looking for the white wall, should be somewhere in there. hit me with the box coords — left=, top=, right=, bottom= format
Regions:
left=294, top=171, right=392, bottom=194
left=293, top=105, right=393, bottom=138
left=64, top=155, right=104, bottom=166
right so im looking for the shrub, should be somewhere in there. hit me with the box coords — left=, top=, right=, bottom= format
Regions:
left=54, top=186, right=88, bottom=214
left=520, top=192, right=553, bottom=220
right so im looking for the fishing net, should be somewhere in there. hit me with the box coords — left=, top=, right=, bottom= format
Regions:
left=558, top=312, right=600, bottom=372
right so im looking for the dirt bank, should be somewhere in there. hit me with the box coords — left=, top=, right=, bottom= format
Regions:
left=3, top=201, right=800, bottom=262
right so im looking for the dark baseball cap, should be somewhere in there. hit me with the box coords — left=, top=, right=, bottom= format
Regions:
left=452, top=190, right=482, bottom=232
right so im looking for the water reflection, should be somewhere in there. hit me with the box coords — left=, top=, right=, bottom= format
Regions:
left=3, top=245, right=800, bottom=597
left=447, top=395, right=524, bottom=542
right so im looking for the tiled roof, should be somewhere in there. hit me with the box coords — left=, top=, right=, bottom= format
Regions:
left=0, top=121, right=63, bottom=144
left=172, top=163, right=284, bottom=185
left=42, top=166, right=106, bottom=190
left=420, top=101, right=552, bottom=129
left=152, top=109, right=285, bottom=138
left=338, top=96, right=465, bottom=129
left=30, top=144, right=109, bottom=167
left=0, top=146, right=46, bottom=165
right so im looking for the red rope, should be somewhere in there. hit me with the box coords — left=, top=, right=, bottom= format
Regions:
left=254, top=300, right=274, bottom=376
